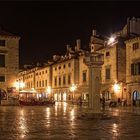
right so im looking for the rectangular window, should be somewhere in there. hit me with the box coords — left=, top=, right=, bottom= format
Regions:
left=37, top=81, right=38, bottom=87
left=39, top=81, right=41, bottom=87
left=106, top=52, right=110, bottom=56
left=83, top=71, right=87, bottom=82
left=131, top=63, right=140, bottom=75
left=63, top=76, right=66, bottom=85
left=133, top=42, right=139, bottom=50
left=0, top=55, right=5, bottom=67
left=0, top=76, right=5, bottom=82
left=42, top=80, right=44, bottom=87
left=45, top=80, right=47, bottom=86
left=106, top=68, right=110, bottom=80
left=0, top=40, right=5, bottom=46
left=59, top=77, right=61, bottom=86
left=54, top=77, right=57, bottom=86
left=68, top=74, right=71, bottom=85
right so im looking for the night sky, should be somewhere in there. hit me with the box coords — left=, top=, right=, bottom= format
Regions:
left=0, top=1, right=139, bottom=66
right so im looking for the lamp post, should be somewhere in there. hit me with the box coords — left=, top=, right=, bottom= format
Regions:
left=70, top=84, right=77, bottom=104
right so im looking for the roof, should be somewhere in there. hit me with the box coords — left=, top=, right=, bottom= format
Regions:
left=0, top=27, right=20, bottom=38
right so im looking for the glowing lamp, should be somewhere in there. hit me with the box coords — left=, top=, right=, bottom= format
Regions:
left=113, top=83, right=120, bottom=93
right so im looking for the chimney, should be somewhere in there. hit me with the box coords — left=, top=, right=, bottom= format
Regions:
left=76, top=39, right=81, bottom=50
left=92, top=29, right=97, bottom=36
left=127, top=17, right=130, bottom=35
left=66, top=44, right=70, bottom=51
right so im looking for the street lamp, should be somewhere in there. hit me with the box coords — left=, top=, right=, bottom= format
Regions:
left=107, top=35, right=117, bottom=46
left=113, top=83, right=121, bottom=93
left=70, top=84, right=77, bottom=104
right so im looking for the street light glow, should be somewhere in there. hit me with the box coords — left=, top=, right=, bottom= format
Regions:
left=113, top=83, right=120, bottom=93
left=14, top=81, right=25, bottom=89
left=46, top=86, right=51, bottom=94
left=107, top=35, right=117, bottom=46
left=70, top=84, right=77, bottom=92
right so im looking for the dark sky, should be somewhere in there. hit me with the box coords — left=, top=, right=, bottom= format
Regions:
left=0, top=1, right=139, bottom=66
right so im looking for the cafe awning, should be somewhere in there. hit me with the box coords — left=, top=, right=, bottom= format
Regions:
left=19, top=89, right=37, bottom=94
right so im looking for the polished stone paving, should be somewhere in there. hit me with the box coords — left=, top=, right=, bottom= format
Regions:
left=0, top=102, right=140, bottom=140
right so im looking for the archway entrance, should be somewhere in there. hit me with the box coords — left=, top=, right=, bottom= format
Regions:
left=132, top=91, right=139, bottom=106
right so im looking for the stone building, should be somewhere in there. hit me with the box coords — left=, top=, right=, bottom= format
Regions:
left=89, top=29, right=126, bottom=102
left=125, top=36, right=140, bottom=106
left=0, top=28, right=20, bottom=95
left=51, top=40, right=81, bottom=102
left=17, top=64, right=52, bottom=101
left=16, top=17, right=140, bottom=105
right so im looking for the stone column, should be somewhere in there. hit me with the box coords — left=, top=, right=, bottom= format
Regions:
left=84, top=52, right=104, bottom=115
left=88, top=66, right=101, bottom=113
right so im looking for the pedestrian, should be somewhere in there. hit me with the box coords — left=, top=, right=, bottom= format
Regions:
left=118, top=98, right=121, bottom=106
left=102, top=96, right=105, bottom=110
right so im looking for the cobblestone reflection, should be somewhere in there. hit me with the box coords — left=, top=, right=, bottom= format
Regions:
left=0, top=104, right=140, bottom=139
left=19, top=109, right=28, bottom=139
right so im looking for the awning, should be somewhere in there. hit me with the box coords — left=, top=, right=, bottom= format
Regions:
left=19, top=89, right=37, bottom=94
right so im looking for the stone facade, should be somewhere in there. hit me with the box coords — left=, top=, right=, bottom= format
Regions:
left=0, top=28, right=20, bottom=94
left=17, top=17, right=140, bottom=105
left=125, top=37, right=140, bottom=105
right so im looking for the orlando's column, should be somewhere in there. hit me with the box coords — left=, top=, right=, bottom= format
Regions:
left=83, top=52, right=104, bottom=117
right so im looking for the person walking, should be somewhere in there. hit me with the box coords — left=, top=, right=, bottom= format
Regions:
left=102, top=96, right=105, bottom=110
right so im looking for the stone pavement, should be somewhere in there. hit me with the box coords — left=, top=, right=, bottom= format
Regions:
left=0, top=102, right=140, bottom=140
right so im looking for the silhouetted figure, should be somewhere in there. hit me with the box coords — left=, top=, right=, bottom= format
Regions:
left=102, top=97, right=105, bottom=110
left=118, top=98, right=121, bottom=106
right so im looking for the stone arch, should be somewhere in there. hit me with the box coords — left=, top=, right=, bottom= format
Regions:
left=132, top=90, right=140, bottom=106
left=132, top=90, right=139, bottom=101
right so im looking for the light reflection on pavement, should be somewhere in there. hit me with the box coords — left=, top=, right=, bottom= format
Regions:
left=0, top=103, right=140, bottom=140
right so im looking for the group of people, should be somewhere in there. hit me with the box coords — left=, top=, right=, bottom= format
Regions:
left=100, top=97, right=128, bottom=110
